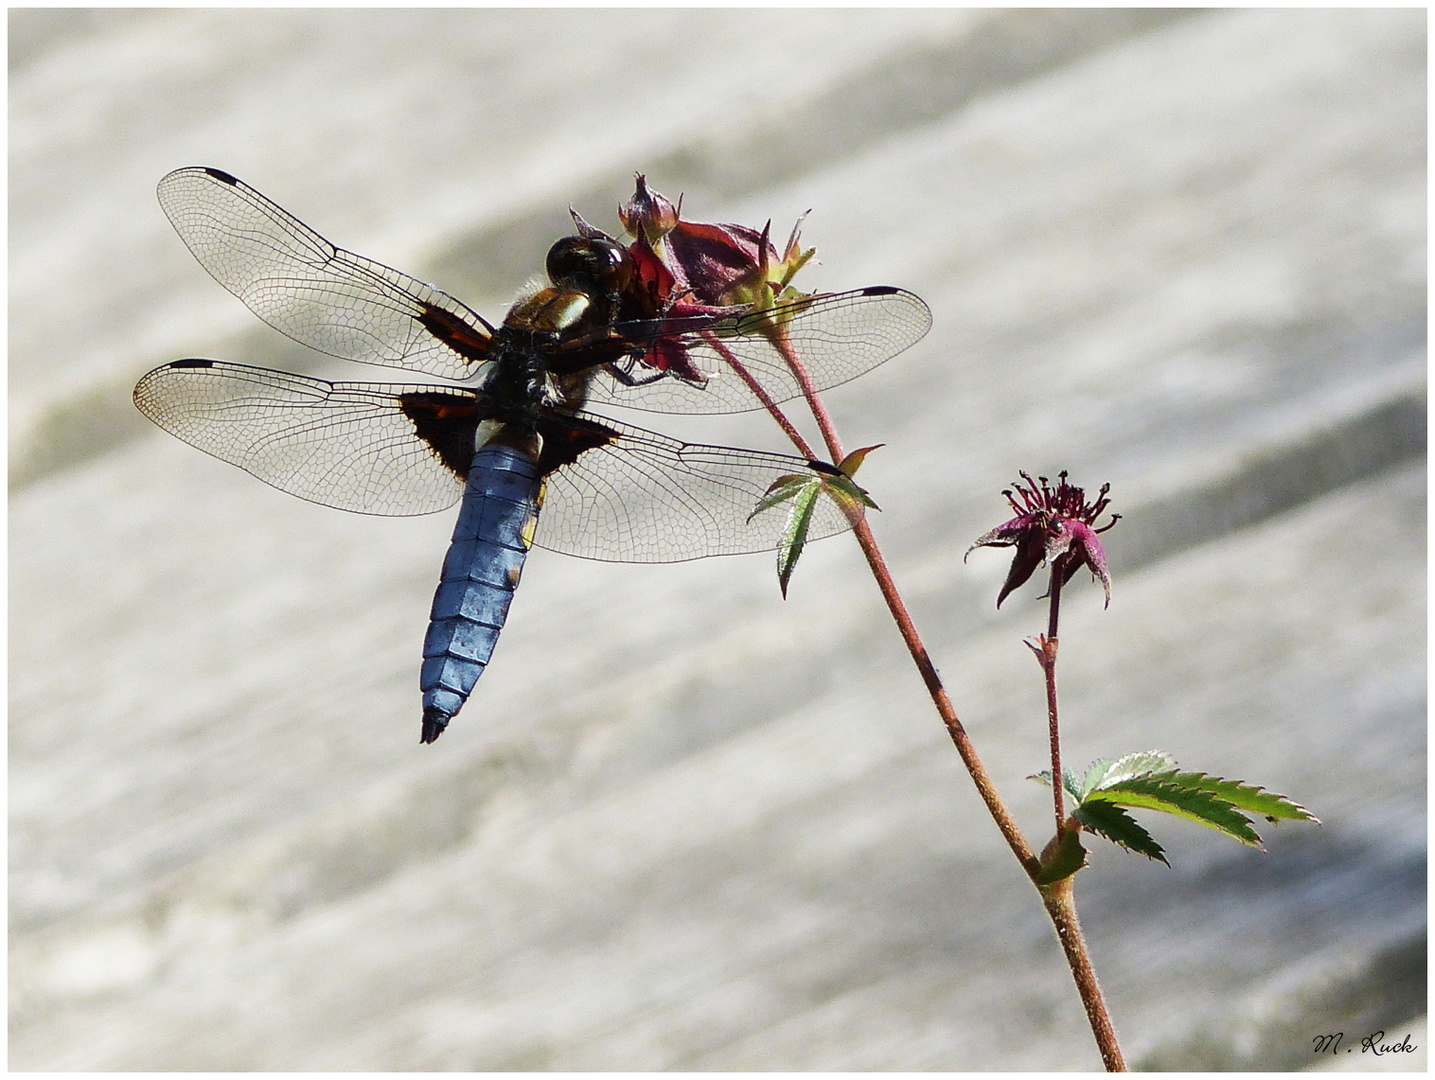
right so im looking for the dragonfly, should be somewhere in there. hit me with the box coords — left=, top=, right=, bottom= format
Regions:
left=134, top=167, right=931, bottom=743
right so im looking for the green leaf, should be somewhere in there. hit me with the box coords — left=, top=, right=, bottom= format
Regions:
left=775, top=478, right=821, bottom=598
left=1081, top=750, right=1178, bottom=798
left=1036, top=827, right=1088, bottom=886
left=1074, top=801, right=1168, bottom=864
left=1170, top=772, right=1320, bottom=824
left=823, top=470, right=880, bottom=512
left=748, top=473, right=811, bottom=521
left=1067, top=750, right=1317, bottom=860
left=748, top=457, right=884, bottom=597
left=1030, top=768, right=1084, bottom=804
left=1085, top=775, right=1262, bottom=847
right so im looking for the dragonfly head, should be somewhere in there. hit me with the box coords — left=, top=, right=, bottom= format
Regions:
left=546, top=236, right=632, bottom=306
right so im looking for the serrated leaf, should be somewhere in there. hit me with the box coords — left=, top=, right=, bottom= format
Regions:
left=1030, top=768, right=1084, bottom=803
left=823, top=471, right=880, bottom=512
left=1082, top=750, right=1179, bottom=796
left=1168, top=771, right=1319, bottom=824
left=1078, top=758, right=1116, bottom=799
left=776, top=479, right=821, bottom=598
left=748, top=473, right=811, bottom=521
left=1036, top=827, right=1088, bottom=886
left=1085, top=775, right=1262, bottom=847
left=1074, top=801, right=1168, bottom=864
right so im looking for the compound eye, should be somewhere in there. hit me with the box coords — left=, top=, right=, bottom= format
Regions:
left=546, top=236, right=631, bottom=295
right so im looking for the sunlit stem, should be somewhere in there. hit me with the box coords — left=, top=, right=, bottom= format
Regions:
left=844, top=504, right=1040, bottom=880
left=771, top=322, right=845, bottom=464
left=729, top=319, right=1036, bottom=874
left=1041, top=567, right=1066, bottom=833
left=759, top=327, right=1122, bottom=1070
left=1043, top=878, right=1127, bottom=1071
left=699, top=330, right=817, bottom=460
left=1033, top=565, right=1122, bottom=1070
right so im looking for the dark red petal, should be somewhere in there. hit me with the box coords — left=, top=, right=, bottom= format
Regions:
left=996, top=534, right=1048, bottom=608
left=1060, top=521, right=1112, bottom=607
left=967, top=512, right=1042, bottom=551
left=664, top=220, right=772, bottom=304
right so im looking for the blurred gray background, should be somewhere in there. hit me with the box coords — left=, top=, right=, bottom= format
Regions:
left=9, top=8, right=1425, bottom=1070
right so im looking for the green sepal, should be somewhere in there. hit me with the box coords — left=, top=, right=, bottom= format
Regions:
left=1036, top=827, right=1088, bottom=886
left=838, top=444, right=883, bottom=478
left=738, top=280, right=816, bottom=342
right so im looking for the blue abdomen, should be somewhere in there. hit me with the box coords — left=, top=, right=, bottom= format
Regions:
left=420, top=443, right=542, bottom=742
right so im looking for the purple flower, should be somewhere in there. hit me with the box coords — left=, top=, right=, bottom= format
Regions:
left=616, top=174, right=814, bottom=310
left=576, top=175, right=818, bottom=384
left=967, top=472, right=1119, bottom=609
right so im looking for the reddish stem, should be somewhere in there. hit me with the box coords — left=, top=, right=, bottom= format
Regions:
left=699, top=331, right=817, bottom=460
left=1038, top=640, right=1065, bottom=833
left=716, top=308, right=1122, bottom=1068
left=760, top=314, right=1037, bottom=874
left=1042, top=569, right=1066, bottom=832
left=772, top=322, right=845, bottom=463
left=848, top=508, right=1039, bottom=877
left=1043, top=878, right=1127, bottom=1071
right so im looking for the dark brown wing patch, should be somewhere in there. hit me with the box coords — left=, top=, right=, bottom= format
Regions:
left=416, top=302, right=494, bottom=365
left=400, top=392, right=481, bottom=480
left=535, top=413, right=619, bottom=475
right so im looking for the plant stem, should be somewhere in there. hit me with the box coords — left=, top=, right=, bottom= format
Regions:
left=767, top=325, right=1036, bottom=872
left=718, top=316, right=1122, bottom=1067
left=1043, top=570, right=1066, bottom=832
left=1035, top=570, right=1122, bottom=1068
left=700, top=331, right=817, bottom=459
left=773, top=324, right=845, bottom=463
left=1042, top=878, right=1127, bottom=1071
left=847, top=510, right=1039, bottom=875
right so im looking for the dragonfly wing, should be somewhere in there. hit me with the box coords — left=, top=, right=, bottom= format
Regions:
left=584, top=286, right=932, bottom=414
left=133, top=359, right=474, bottom=516
left=531, top=411, right=854, bottom=562
left=158, top=167, right=492, bottom=382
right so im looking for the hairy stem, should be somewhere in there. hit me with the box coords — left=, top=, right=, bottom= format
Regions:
left=1043, top=878, right=1127, bottom=1071
left=848, top=509, right=1039, bottom=875
left=700, top=331, right=816, bottom=459
left=720, top=316, right=1121, bottom=1067
left=1043, top=569, right=1066, bottom=831
left=773, top=323, right=845, bottom=463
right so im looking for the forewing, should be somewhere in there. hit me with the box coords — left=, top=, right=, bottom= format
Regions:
left=533, top=412, right=853, bottom=562
left=584, top=286, right=932, bottom=414
left=158, top=167, right=492, bottom=381
left=133, top=360, right=470, bottom=516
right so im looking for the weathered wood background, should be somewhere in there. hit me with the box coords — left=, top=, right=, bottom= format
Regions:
left=10, top=9, right=1425, bottom=1070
